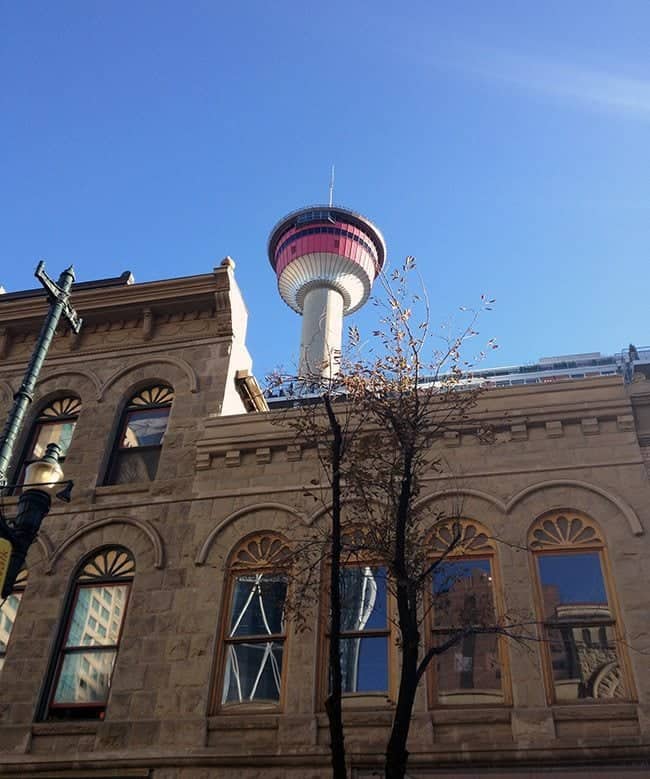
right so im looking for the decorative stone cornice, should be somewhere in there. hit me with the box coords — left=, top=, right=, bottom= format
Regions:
left=0, top=265, right=242, bottom=350
left=195, top=378, right=643, bottom=471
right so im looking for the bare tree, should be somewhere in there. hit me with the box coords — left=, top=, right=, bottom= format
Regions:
left=268, top=258, right=523, bottom=779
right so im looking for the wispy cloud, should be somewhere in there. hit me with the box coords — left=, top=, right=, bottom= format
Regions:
left=421, top=47, right=650, bottom=120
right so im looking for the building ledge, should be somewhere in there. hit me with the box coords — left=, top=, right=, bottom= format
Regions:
left=32, top=721, right=99, bottom=736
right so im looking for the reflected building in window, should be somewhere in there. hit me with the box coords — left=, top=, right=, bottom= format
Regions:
left=338, top=566, right=389, bottom=694
left=542, top=586, right=624, bottom=700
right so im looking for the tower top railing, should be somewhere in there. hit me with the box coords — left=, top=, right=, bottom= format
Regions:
left=267, top=204, right=386, bottom=270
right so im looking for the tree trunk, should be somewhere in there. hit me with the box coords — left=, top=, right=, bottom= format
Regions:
left=324, top=394, right=347, bottom=779
left=385, top=594, right=419, bottom=779
left=385, top=445, right=418, bottom=779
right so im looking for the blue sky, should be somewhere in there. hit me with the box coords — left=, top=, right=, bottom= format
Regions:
left=2, top=1, right=649, bottom=379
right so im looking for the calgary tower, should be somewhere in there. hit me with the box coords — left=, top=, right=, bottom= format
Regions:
left=268, top=204, right=386, bottom=378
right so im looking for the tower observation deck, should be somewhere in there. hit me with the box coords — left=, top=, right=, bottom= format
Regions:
left=268, top=205, right=386, bottom=378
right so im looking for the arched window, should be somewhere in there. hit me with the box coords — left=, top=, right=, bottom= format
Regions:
left=529, top=511, right=629, bottom=702
left=317, top=526, right=392, bottom=703
left=106, top=385, right=173, bottom=485
left=46, top=547, right=134, bottom=720
left=218, top=533, right=290, bottom=708
left=17, top=397, right=81, bottom=487
left=427, top=520, right=506, bottom=706
left=0, top=569, right=28, bottom=672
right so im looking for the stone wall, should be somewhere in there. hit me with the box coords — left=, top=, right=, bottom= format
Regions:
left=0, top=271, right=649, bottom=777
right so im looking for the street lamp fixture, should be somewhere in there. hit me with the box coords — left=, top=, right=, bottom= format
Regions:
left=0, top=442, right=72, bottom=598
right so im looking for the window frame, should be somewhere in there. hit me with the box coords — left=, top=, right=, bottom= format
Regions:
left=529, top=511, right=634, bottom=705
left=42, top=547, right=134, bottom=721
left=213, top=532, right=291, bottom=714
left=15, top=396, right=81, bottom=490
left=335, top=563, right=393, bottom=699
left=317, top=541, right=398, bottom=710
left=425, top=519, right=511, bottom=708
left=104, top=384, right=174, bottom=486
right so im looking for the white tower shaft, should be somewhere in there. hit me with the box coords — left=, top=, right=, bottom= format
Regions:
left=299, top=285, right=344, bottom=379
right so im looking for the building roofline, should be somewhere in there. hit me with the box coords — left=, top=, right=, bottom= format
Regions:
left=0, top=271, right=135, bottom=301
left=0, top=265, right=239, bottom=331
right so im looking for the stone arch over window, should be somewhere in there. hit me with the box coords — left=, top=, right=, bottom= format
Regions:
left=104, top=384, right=174, bottom=485
left=42, top=546, right=135, bottom=721
left=14, top=395, right=82, bottom=489
left=195, top=502, right=306, bottom=566
left=528, top=510, right=632, bottom=703
left=509, top=479, right=643, bottom=537
left=99, top=356, right=198, bottom=401
left=213, top=531, right=291, bottom=712
left=46, top=515, right=164, bottom=574
left=35, top=368, right=102, bottom=403
left=426, top=518, right=508, bottom=707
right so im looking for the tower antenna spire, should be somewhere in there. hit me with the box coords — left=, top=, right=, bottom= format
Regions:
left=328, top=164, right=335, bottom=207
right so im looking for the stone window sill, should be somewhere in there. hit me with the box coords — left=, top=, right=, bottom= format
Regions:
left=431, top=707, right=511, bottom=724
left=32, top=721, right=99, bottom=736
left=552, top=702, right=638, bottom=720
left=207, top=712, right=280, bottom=730
left=92, top=483, right=152, bottom=501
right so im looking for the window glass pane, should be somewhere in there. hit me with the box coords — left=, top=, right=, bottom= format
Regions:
left=121, top=408, right=169, bottom=448
left=31, top=421, right=77, bottom=460
left=340, top=566, right=387, bottom=632
left=229, top=575, right=287, bottom=637
left=436, top=632, right=503, bottom=703
left=110, top=448, right=161, bottom=484
left=66, top=586, right=128, bottom=647
left=548, top=624, right=626, bottom=700
left=340, top=635, right=388, bottom=693
left=538, top=552, right=609, bottom=621
left=52, top=650, right=116, bottom=704
left=433, top=558, right=495, bottom=628
left=222, top=641, right=284, bottom=703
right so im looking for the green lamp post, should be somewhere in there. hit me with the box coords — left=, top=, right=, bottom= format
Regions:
left=0, top=263, right=82, bottom=596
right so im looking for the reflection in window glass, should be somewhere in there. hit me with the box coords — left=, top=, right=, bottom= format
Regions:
left=431, top=557, right=504, bottom=704
left=433, top=559, right=495, bottom=628
left=48, top=549, right=134, bottom=720
left=338, top=566, right=389, bottom=694
left=121, top=408, right=170, bottom=448
left=537, top=551, right=626, bottom=701
left=106, top=386, right=173, bottom=485
left=32, top=421, right=77, bottom=460
left=222, top=574, right=287, bottom=704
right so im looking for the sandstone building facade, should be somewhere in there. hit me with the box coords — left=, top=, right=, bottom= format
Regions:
left=0, top=263, right=649, bottom=777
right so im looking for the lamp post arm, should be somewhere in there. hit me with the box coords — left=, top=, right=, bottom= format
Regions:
left=0, top=264, right=82, bottom=489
